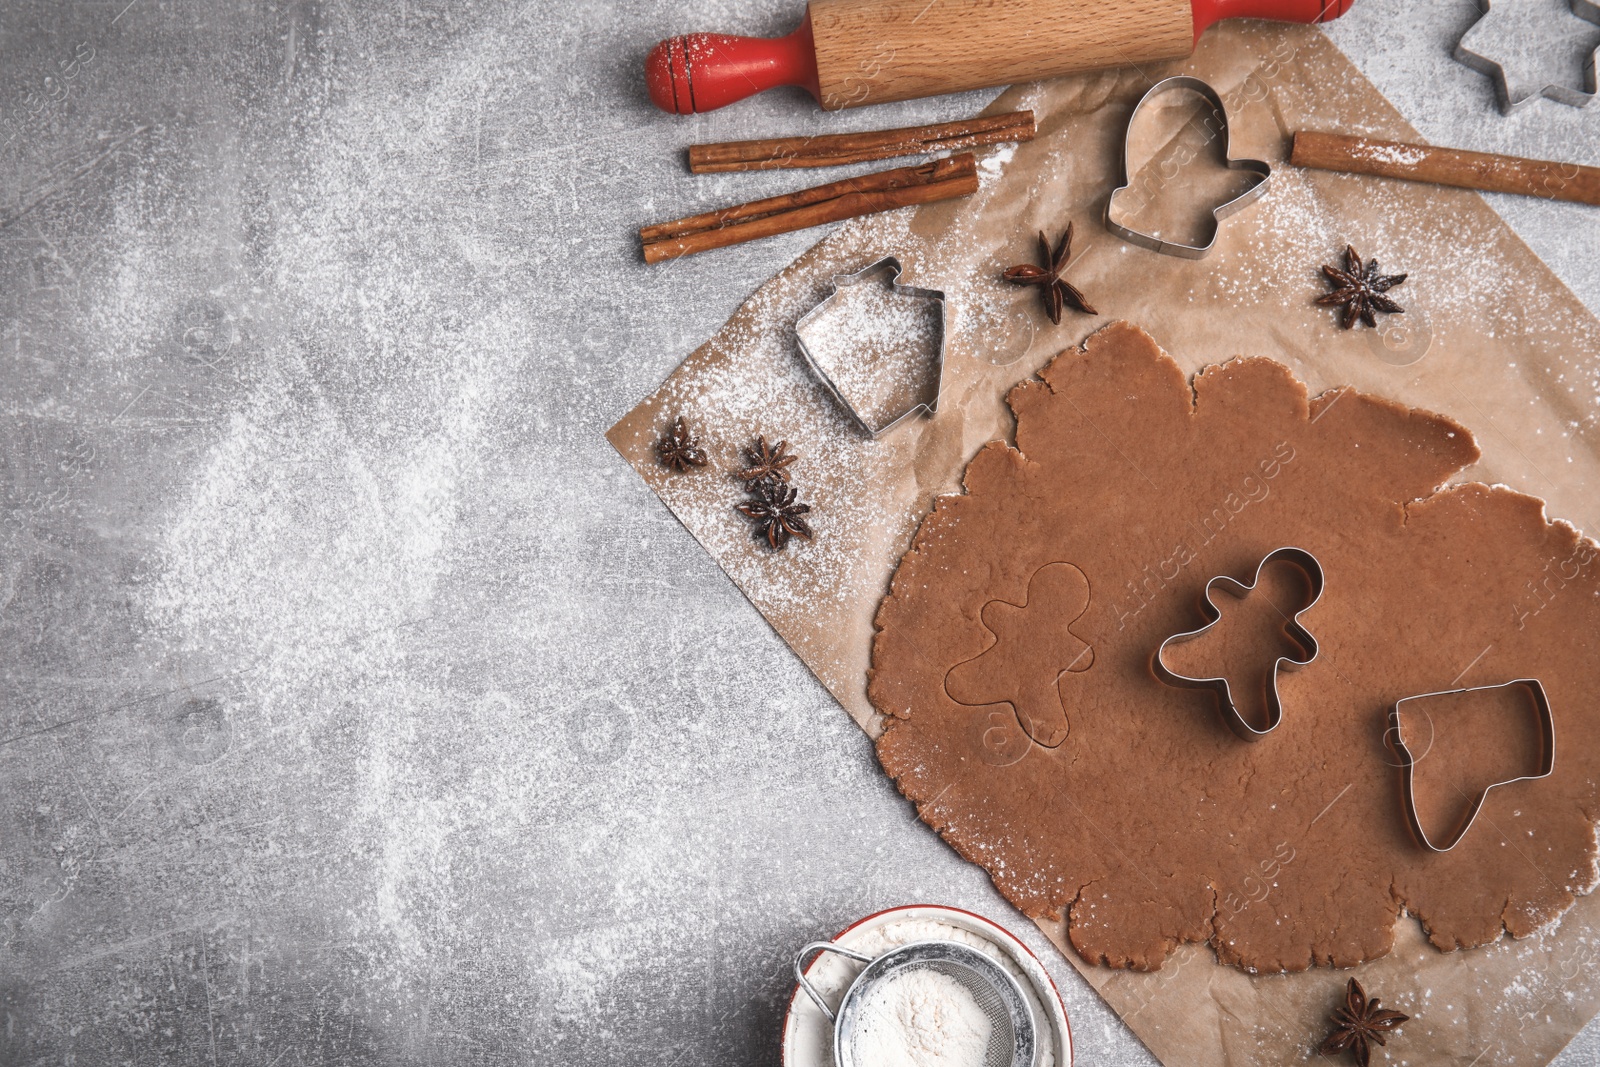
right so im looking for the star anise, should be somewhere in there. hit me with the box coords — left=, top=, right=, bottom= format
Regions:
left=1002, top=222, right=1098, bottom=325
left=1317, top=245, right=1407, bottom=329
left=736, top=480, right=813, bottom=550
left=1319, top=978, right=1409, bottom=1066
left=739, top=435, right=798, bottom=484
left=656, top=415, right=707, bottom=472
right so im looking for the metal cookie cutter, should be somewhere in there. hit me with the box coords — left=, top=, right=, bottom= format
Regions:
left=794, top=257, right=947, bottom=438
left=1104, top=76, right=1272, bottom=260
left=1455, top=0, right=1600, bottom=112
left=1387, top=678, right=1555, bottom=853
left=794, top=939, right=1038, bottom=1067
left=1153, top=547, right=1324, bottom=742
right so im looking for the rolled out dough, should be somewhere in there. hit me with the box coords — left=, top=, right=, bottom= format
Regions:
left=868, top=322, right=1600, bottom=974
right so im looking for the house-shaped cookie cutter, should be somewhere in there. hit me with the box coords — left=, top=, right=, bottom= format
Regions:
left=1153, top=547, right=1324, bottom=741
left=1104, top=76, right=1272, bottom=260
left=1455, top=0, right=1600, bottom=112
left=794, top=256, right=947, bottom=438
left=1387, top=678, right=1555, bottom=852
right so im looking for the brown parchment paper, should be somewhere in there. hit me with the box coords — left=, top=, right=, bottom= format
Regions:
left=608, top=22, right=1600, bottom=1067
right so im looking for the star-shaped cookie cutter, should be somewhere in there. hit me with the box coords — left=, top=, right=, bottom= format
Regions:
left=794, top=256, right=947, bottom=438
left=1104, top=76, right=1272, bottom=260
left=1386, top=678, right=1555, bottom=852
left=1152, top=547, right=1324, bottom=742
left=1455, top=0, right=1600, bottom=113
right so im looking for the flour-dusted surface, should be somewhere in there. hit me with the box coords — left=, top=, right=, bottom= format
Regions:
left=1, top=2, right=1598, bottom=1067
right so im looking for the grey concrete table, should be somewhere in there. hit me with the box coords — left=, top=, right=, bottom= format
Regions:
left=2, top=1, right=1597, bottom=1063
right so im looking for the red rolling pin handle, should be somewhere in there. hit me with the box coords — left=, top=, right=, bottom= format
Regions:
left=645, top=18, right=819, bottom=115
left=1192, top=0, right=1354, bottom=37
left=645, top=0, right=1355, bottom=115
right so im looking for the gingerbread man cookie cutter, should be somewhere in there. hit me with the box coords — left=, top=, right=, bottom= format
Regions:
left=1455, top=0, right=1600, bottom=113
left=1387, top=678, right=1556, bottom=853
left=1104, top=76, right=1272, bottom=260
left=1153, top=546, right=1324, bottom=742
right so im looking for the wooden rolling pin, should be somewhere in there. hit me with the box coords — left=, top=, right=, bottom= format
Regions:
left=645, top=0, right=1355, bottom=114
left=1291, top=131, right=1600, bottom=207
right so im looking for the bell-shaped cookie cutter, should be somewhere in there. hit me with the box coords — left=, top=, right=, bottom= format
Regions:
left=1454, top=0, right=1600, bottom=113
left=794, top=256, right=947, bottom=438
left=1153, top=546, right=1324, bottom=742
left=1387, top=678, right=1555, bottom=853
left=1104, top=76, right=1272, bottom=260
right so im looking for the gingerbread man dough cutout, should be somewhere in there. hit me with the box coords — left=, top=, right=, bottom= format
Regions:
left=945, top=562, right=1094, bottom=748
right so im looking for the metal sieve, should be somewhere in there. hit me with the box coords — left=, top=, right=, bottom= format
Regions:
left=794, top=939, right=1039, bottom=1067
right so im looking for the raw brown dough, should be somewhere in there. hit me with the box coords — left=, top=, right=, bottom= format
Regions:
left=945, top=563, right=1095, bottom=749
left=869, top=322, right=1600, bottom=974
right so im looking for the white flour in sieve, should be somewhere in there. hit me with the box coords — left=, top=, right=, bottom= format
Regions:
left=850, top=967, right=995, bottom=1067
left=792, top=917, right=1058, bottom=1067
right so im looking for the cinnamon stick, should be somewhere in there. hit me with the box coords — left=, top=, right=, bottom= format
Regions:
left=688, top=110, right=1035, bottom=172
left=640, top=154, right=980, bottom=263
left=1291, top=131, right=1600, bottom=207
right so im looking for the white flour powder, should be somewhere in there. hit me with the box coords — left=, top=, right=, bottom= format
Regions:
left=851, top=968, right=995, bottom=1067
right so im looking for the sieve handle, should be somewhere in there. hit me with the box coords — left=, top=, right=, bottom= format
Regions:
left=793, top=941, right=875, bottom=1023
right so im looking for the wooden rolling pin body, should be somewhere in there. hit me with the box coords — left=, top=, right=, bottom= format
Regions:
left=809, top=0, right=1191, bottom=109
left=645, top=0, right=1354, bottom=113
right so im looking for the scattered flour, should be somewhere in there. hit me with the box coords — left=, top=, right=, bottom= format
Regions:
left=1348, top=138, right=1429, bottom=167
left=978, top=144, right=1017, bottom=187
left=851, top=968, right=994, bottom=1067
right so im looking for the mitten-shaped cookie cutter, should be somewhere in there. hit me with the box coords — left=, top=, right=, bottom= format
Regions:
left=1153, top=547, right=1324, bottom=741
left=1104, top=76, right=1272, bottom=259
left=1387, top=678, right=1555, bottom=852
